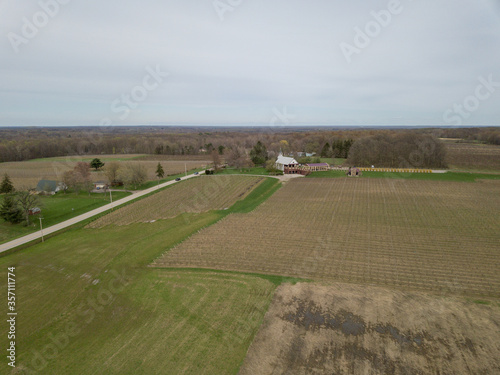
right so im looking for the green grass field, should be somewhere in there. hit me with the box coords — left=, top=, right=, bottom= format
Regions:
left=307, top=170, right=500, bottom=182
left=216, top=167, right=271, bottom=175
left=317, top=157, right=346, bottom=165
left=0, top=192, right=131, bottom=244
left=0, top=178, right=281, bottom=374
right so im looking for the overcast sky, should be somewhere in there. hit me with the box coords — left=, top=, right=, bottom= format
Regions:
left=1, top=0, right=499, bottom=127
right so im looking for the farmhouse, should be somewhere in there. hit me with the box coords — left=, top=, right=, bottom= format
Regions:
left=275, top=153, right=299, bottom=174
left=36, top=180, right=66, bottom=194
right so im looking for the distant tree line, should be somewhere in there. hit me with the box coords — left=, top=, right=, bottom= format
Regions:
left=0, top=126, right=496, bottom=164
left=0, top=126, right=416, bottom=163
left=432, top=127, right=500, bottom=145
left=347, top=133, right=448, bottom=169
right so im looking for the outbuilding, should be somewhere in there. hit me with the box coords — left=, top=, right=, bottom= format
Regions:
left=304, top=163, right=330, bottom=172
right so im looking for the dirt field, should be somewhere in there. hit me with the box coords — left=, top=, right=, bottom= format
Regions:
left=0, top=155, right=209, bottom=189
left=154, top=178, right=500, bottom=298
left=87, top=175, right=264, bottom=227
left=239, top=282, right=500, bottom=375
left=444, top=142, right=500, bottom=170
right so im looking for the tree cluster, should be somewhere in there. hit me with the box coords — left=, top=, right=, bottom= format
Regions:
left=320, top=139, right=353, bottom=158
left=347, top=133, right=447, bottom=169
left=62, top=162, right=92, bottom=194
left=1, top=191, right=41, bottom=225
left=249, top=141, right=268, bottom=166
left=117, top=163, right=147, bottom=189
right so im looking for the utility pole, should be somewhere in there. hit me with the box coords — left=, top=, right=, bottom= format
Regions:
left=109, top=189, right=113, bottom=211
left=185, top=163, right=187, bottom=176
left=39, top=217, right=44, bottom=243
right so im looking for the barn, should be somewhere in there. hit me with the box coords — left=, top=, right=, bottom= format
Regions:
left=275, top=154, right=299, bottom=174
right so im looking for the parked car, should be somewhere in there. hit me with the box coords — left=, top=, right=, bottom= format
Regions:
left=194, top=172, right=199, bottom=175
left=175, top=178, right=181, bottom=181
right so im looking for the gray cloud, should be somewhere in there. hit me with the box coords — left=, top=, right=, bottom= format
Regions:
left=0, top=0, right=499, bottom=126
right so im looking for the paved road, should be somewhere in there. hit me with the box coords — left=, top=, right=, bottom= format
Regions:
left=0, top=173, right=202, bottom=254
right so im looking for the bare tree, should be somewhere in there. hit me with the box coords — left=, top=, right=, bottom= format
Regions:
left=118, top=163, right=147, bottom=189
left=62, top=170, right=77, bottom=194
left=16, top=190, right=41, bottom=226
left=104, top=161, right=120, bottom=185
left=211, top=150, right=221, bottom=172
left=226, top=147, right=252, bottom=169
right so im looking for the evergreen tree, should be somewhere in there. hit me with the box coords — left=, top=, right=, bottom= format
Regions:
left=249, top=141, right=268, bottom=166
left=90, top=158, right=105, bottom=171
left=320, top=142, right=331, bottom=158
left=0, top=173, right=15, bottom=194
left=155, top=162, right=165, bottom=184
left=0, top=194, right=23, bottom=224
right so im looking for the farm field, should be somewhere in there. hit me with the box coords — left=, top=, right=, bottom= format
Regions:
left=240, top=282, right=500, bottom=375
left=154, top=178, right=500, bottom=299
left=87, top=175, right=265, bottom=228
left=0, top=209, right=278, bottom=374
left=444, top=142, right=500, bottom=171
left=0, top=191, right=131, bottom=244
left=0, top=155, right=209, bottom=189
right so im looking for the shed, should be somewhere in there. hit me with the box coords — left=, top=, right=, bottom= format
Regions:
left=305, top=163, right=330, bottom=172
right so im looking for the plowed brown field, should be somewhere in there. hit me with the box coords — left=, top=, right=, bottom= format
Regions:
left=239, top=282, right=500, bottom=375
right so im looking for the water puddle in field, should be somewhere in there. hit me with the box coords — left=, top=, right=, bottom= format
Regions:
left=283, top=301, right=366, bottom=336
left=282, top=301, right=424, bottom=346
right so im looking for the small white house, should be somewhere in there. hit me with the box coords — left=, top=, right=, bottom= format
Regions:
left=275, top=153, right=298, bottom=172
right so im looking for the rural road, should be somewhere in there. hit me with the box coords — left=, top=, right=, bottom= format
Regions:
left=0, top=173, right=203, bottom=254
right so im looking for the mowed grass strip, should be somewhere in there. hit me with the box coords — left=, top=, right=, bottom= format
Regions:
left=307, top=169, right=500, bottom=181
left=0, top=212, right=276, bottom=374
left=154, top=178, right=500, bottom=298
left=87, top=175, right=265, bottom=228
left=0, top=192, right=131, bottom=244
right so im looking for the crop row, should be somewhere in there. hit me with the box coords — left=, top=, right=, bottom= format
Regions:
left=154, top=178, right=500, bottom=298
left=88, top=175, right=264, bottom=227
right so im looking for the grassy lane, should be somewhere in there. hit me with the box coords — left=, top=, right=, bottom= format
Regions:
left=307, top=170, right=500, bottom=182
